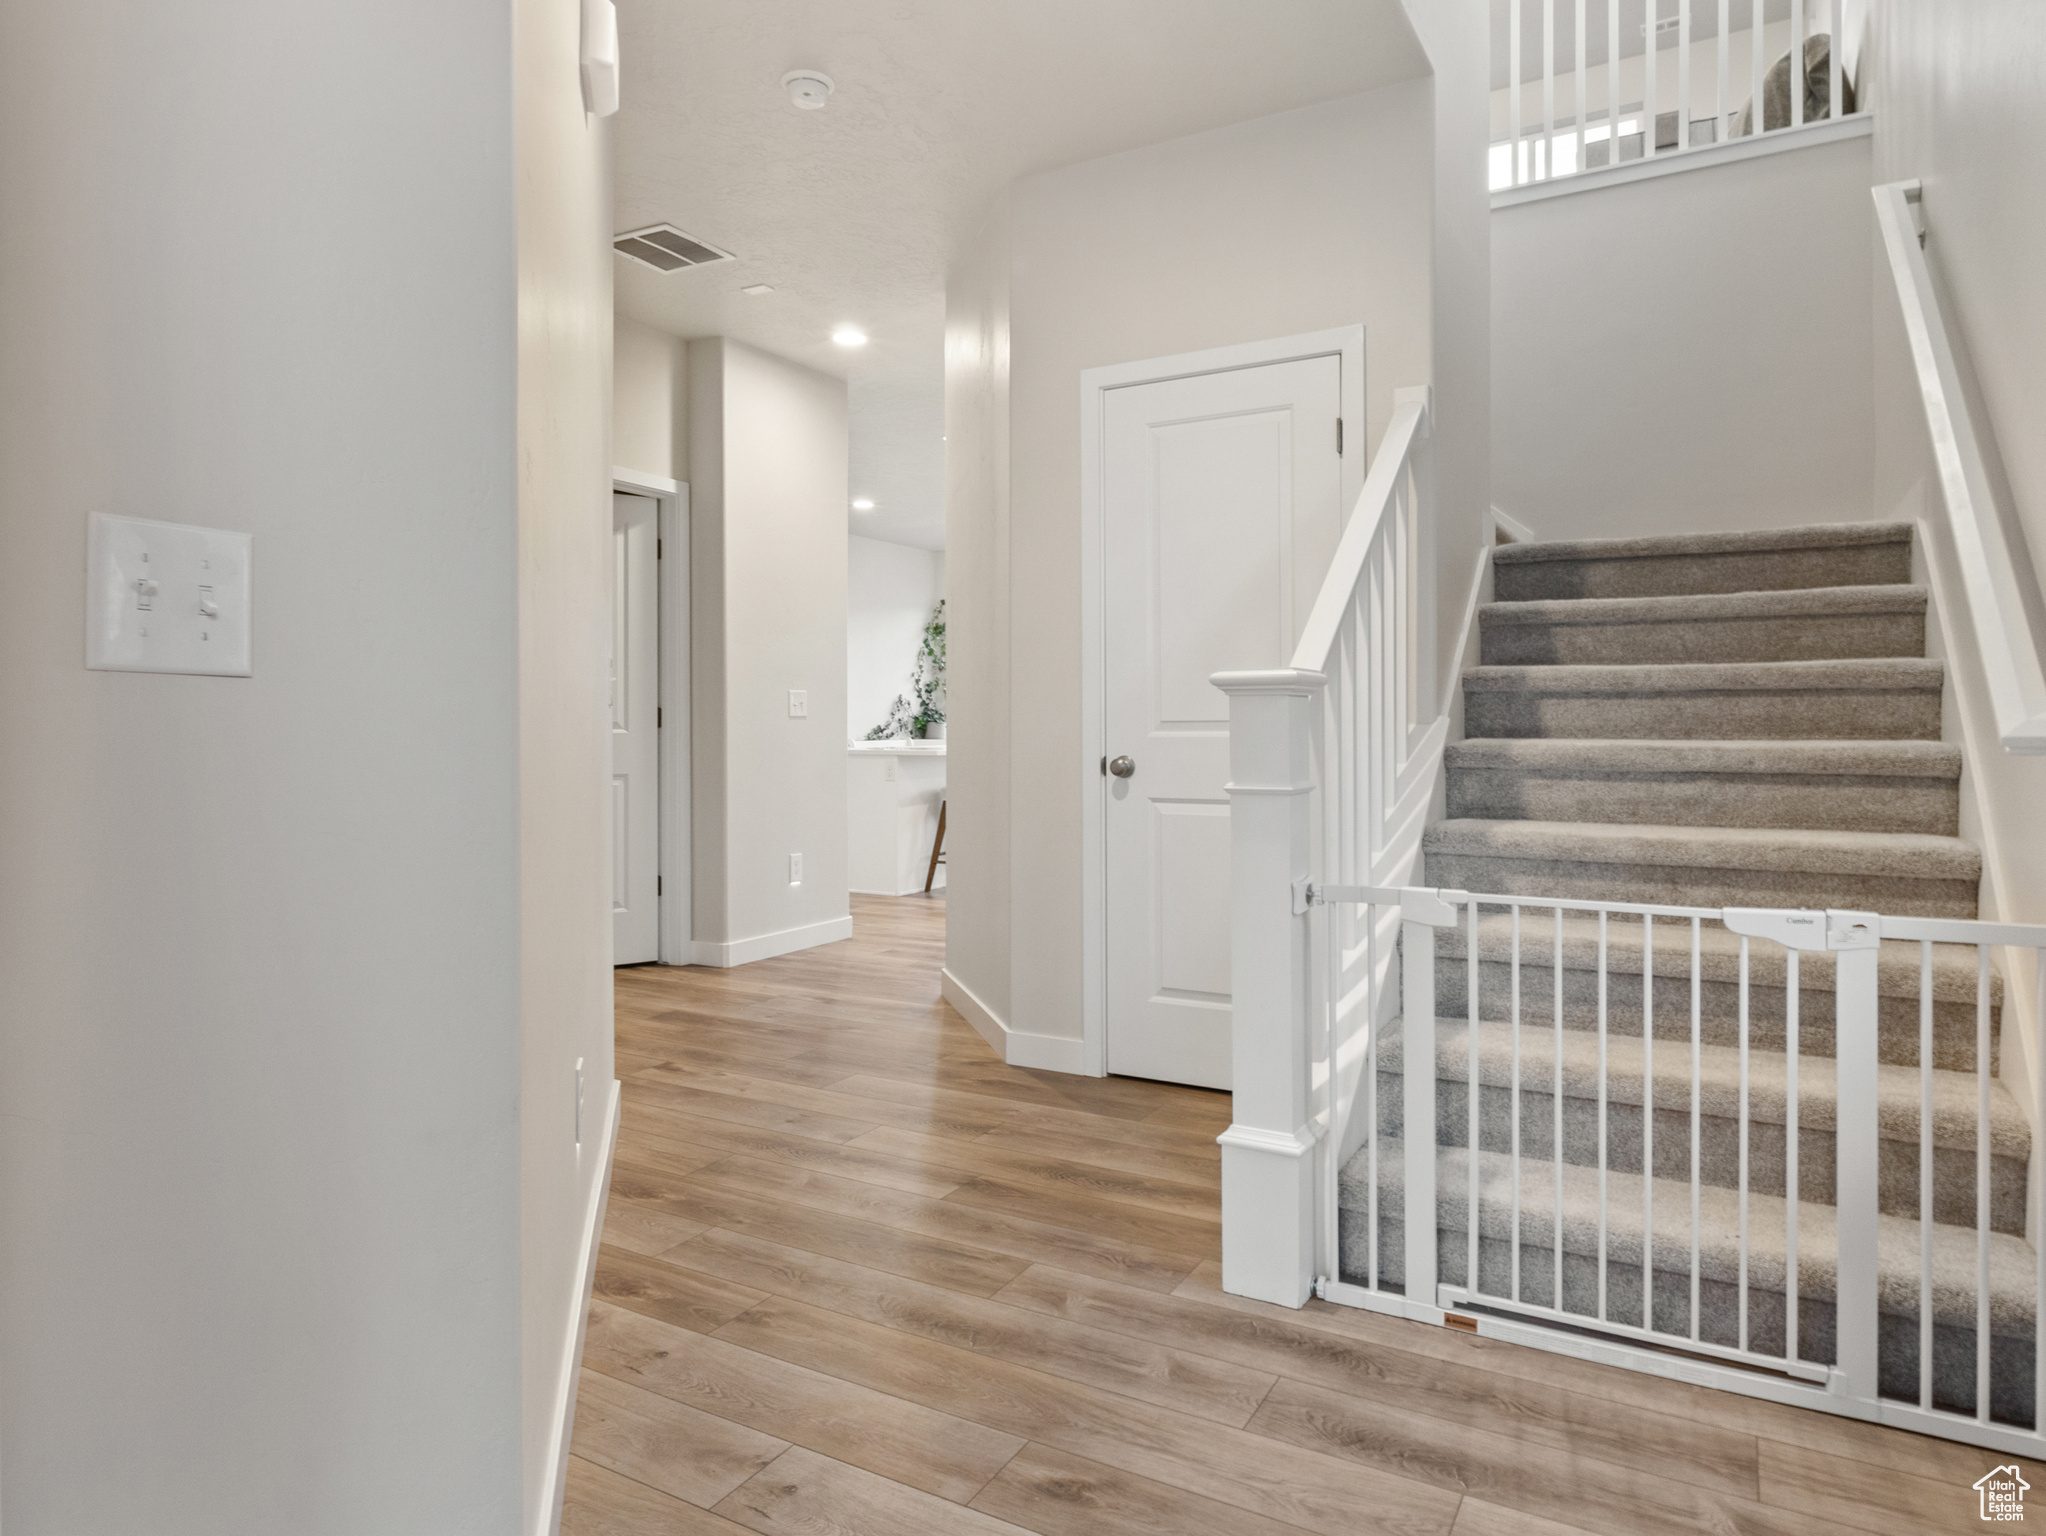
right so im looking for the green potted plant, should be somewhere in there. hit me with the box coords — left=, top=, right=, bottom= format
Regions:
left=865, top=600, right=946, bottom=741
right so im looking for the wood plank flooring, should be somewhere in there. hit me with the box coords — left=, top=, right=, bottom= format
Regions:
left=567, top=894, right=2029, bottom=1536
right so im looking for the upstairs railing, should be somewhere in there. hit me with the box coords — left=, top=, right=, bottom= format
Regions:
left=1493, top=0, right=1862, bottom=192
left=1873, top=179, right=2046, bottom=755
left=1212, top=385, right=1439, bottom=1307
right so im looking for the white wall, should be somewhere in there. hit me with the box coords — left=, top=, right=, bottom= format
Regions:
left=1408, top=0, right=1496, bottom=677
left=943, top=196, right=1015, bottom=1037
left=1492, top=132, right=1876, bottom=541
left=946, top=79, right=1449, bottom=1058
left=848, top=535, right=946, bottom=740
left=615, top=314, right=689, bottom=483
left=516, top=0, right=617, bottom=1530
left=689, top=338, right=852, bottom=962
left=0, top=1, right=542, bottom=1529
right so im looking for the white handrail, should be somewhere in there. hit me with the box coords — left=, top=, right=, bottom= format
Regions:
left=1290, top=387, right=1430, bottom=673
left=1874, top=179, right=2046, bottom=755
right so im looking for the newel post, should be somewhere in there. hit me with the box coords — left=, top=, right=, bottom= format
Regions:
left=1212, top=668, right=1325, bottom=1307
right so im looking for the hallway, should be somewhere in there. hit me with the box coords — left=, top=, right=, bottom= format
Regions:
left=564, top=896, right=2018, bottom=1536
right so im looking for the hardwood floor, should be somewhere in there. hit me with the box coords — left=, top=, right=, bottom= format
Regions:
left=567, top=894, right=2030, bottom=1536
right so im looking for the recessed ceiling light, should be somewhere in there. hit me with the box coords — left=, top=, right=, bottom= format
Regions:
left=741, top=283, right=774, bottom=296
left=832, top=326, right=867, bottom=347
left=851, top=498, right=875, bottom=511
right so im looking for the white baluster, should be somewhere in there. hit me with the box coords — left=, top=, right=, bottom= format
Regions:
left=1404, top=913, right=1441, bottom=1305
left=1512, top=903, right=1523, bottom=1302
left=1511, top=0, right=1524, bottom=184
left=1598, top=908, right=1610, bottom=1320
left=1717, top=0, right=1730, bottom=141
left=1749, top=0, right=1764, bottom=136
left=1738, top=934, right=1751, bottom=1352
left=1791, top=0, right=1805, bottom=129
left=1787, top=947, right=1800, bottom=1364
left=1643, top=913, right=1655, bottom=1329
left=1644, top=0, right=1659, bottom=159
left=1690, top=916, right=1702, bottom=1342
left=1832, top=912, right=1881, bottom=1403
left=1919, top=938, right=1935, bottom=1410
left=1678, top=0, right=1692, bottom=149
left=1978, top=944, right=1993, bottom=1421
left=1542, top=0, right=1555, bottom=179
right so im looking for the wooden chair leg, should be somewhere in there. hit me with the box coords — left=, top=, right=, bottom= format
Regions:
left=924, top=799, right=947, bottom=893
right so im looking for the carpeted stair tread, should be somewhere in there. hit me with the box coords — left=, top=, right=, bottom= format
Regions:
left=1492, top=522, right=1914, bottom=603
left=1345, top=1142, right=2038, bottom=1336
left=1491, top=521, right=1915, bottom=569
left=1479, top=585, right=1927, bottom=667
left=1446, top=738, right=1961, bottom=835
left=1483, top=586, right=1928, bottom=629
left=1436, top=909, right=2003, bottom=1009
left=1462, top=658, right=1945, bottom=742
left=1425, top=818, right=1981, bottom=882
left=1375, top=1016, right=2030, bottom=1160
left=1463, top=656, right=1945, bottom=696
left=1447, top=738, right=1961, bottom=777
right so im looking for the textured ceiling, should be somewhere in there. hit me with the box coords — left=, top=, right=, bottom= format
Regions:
left=612, top=0, right=1431, bottom=550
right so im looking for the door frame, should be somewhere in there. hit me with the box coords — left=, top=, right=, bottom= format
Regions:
left=612, top=468, right=692, bottom=966
left=1077, top=326, right=1364, bottom=1079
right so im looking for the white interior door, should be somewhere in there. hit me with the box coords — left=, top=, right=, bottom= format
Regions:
left=612, top=492, right=660, bottom=964
left=1103, top=354, right=1344, bottom=1088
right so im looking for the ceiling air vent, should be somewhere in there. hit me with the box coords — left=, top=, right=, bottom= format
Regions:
left=613, top=224, right=733, bottom=273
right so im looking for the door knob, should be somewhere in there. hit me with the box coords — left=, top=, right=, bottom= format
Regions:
left=1108, top=755, right=1136, bottom=778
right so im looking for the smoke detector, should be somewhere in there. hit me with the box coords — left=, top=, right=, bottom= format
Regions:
left=612, top=224, right=734, bottom=273
left=782, top=70, right=835, bottom=110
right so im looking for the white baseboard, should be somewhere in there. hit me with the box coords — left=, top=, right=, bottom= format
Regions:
left=690, top=914, right=854, bottom=968
left=1485, top=503, right=1535, bottom=545
left=1007, top=1028, right=1093, bottom=1074
left=538, top=1076, right=620, bottom=1536
left=941, top=966, right=1007, bottom=1057
left=941, top=967, right=1093, bottom=1075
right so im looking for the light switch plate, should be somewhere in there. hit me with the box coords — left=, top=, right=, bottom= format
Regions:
left=788, top=689, right=808, bottom=718
left=87, top=513, right=252, bottom=676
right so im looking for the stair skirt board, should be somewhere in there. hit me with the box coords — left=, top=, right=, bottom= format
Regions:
left=1336, top=1146, right=2038, bottom=1427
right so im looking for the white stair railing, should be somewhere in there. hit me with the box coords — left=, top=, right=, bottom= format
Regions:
left=1874, top=179, right=2046, bottom=754
left=1212, top=385, right=1439, bottom=1307
left=1493, top=0, right=1861, bottom=192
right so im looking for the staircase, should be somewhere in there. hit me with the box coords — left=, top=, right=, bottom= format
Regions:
left=1338, top=521, right=2039, bottom=1424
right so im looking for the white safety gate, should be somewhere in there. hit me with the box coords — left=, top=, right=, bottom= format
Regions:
left=1306, top=882, right=2046, bottom=1455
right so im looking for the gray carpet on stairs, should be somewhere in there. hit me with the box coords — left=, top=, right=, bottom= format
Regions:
left=1336, top=521, right=2034, bottom=1427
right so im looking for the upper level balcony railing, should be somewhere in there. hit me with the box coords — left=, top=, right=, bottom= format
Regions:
left=1491, top=0, right=1862, bottom=192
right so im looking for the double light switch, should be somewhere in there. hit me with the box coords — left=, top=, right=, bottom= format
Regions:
left=87, top=513, right=252, bottom=676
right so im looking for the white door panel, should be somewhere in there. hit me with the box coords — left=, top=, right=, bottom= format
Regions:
left=1104, top=354, right=1344, bottom=1088
left=613, top=492, right=661, bottom=964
